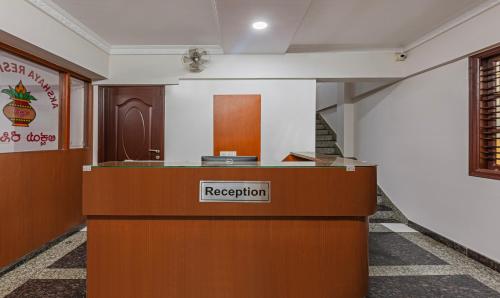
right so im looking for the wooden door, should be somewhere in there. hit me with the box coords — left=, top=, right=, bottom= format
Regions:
left=213, top=94, right=261, bottom=160
left=99, top=86, right=164, bottom=162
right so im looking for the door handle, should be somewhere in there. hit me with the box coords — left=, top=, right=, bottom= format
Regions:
left=148, top=149, right=160, bottom=154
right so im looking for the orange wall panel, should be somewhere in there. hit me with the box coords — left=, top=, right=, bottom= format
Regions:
left=213, top=95, right=261, bottom=159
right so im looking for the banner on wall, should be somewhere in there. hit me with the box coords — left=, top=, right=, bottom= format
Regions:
left=0, top=55, right=60, bottom=153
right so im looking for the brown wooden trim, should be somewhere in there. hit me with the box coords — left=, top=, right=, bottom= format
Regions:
left=97, top=87, right=105, bottom=163
left=469, top=168, right=500, bottom=180
left=469, top=56, right=481, bottom=174
left=470, top=44, right=500, bottom=59
left=58, top=74, right=64, bottom=149
left=59, top=73, right=71, bottom=150
left=85, top=83, right=93, bottom=164
left=159, top=87, right=165, bottom=160
left=0, top=42, right=91, bottom=82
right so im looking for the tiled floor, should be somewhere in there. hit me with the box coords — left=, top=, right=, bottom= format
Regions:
left=1, top=223, right=499, bottom=297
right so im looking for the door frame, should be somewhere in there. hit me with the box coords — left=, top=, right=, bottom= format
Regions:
left=98, top=85, right=165, bottom=163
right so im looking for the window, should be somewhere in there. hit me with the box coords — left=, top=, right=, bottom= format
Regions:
left=469, top=45, right=500, bottom=179
left=69, top=77, right=87, bottom=149
left=0, top=50, right=60, bottom=152
left=0, top=44, right=91, bottom=154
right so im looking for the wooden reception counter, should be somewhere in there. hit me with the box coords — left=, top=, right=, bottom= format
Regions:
left=83, top=153, right=377, bottom=298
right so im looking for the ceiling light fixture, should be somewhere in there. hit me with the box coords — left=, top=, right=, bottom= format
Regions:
left=252, top=21, right=268, bottom=30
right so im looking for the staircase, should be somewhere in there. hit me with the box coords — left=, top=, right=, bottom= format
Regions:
left=315, top=114, right=343, bottom=156
left=316, top=113, right=406, bottom=224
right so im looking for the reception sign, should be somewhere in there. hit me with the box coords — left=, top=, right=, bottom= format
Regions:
left=0, top=51, right=59, bottom=153
left=200, top=181, right=271, bottom=203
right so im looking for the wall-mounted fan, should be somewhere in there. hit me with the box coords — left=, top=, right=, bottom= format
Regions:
left=182, top=48, right=209, bottom=73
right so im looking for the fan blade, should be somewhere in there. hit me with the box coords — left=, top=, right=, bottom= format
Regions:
left=182, top=56, right=192, bottom=64
left=199, top=58, right=209, bottom=64
left=188, top=48, right=197, bottom=57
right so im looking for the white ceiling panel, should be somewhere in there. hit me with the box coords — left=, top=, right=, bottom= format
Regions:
left=47, top=0, right=491, bottom=54
left=291, top=0, right=488, bottom=51
left=52, top=0, right=221, bottom=45
left=215, top=0, right=312, bottom=53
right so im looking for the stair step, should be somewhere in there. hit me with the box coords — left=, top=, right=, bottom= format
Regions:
left=377, top=204, right=393, bottom=212
left=316, top=140, right=336, bottom=148
left=316, top=124, right=326, bottom=129
left=370, top=210, right=395, bottom=220
left=316, top=135, right=334, bottom=141
left=316, top=147, right=340, bottom=155
left=316, top=129, right=331, bottom=135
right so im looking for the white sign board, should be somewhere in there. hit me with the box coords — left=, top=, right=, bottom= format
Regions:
left=200, top=181, right=271, bottom=203
left=0, top=51, right=60, bottom=153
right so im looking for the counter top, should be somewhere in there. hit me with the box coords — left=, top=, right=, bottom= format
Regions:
left=94, top=152, right=375, bottom=168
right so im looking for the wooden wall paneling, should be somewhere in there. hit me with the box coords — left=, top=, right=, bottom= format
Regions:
left=0, top=150, right=86, bottom=268
left=87, top=217, right=368, bottom=298
left=213, top=95, right=261, bottom=159
left=83, top=167, right=377, bottom=216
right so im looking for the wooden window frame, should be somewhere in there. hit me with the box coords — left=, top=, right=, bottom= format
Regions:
left=469, top=45, right=500, bottom=180
left=0, top=42, right=93, bottom=162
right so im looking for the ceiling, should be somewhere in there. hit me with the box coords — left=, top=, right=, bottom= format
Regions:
left=50, top=0, right=489, bottom=54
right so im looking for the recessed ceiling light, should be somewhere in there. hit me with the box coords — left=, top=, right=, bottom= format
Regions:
left=252, top=21, right=268, bottom=30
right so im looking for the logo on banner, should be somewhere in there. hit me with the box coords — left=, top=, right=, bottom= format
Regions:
left=1, top=81, right=37, bottom=127
left=0, top=58, right=60, bottom=152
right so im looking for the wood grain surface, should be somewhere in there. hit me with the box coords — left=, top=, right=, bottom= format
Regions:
left=99, top=86, right=164, bottom=162
left=0, top=149, right=86, bottom=268
left=87, top=217, right=369, bottom=298
left=83, top=166, right=377, bottom=216
left=213, top=95, right=261, bottom=160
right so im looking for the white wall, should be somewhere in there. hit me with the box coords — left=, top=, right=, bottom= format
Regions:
left=404, top=3, right=500, bottom=77
left=165, top=79, right=316, bottom=162
left=354, top=58, right=500, bottom=262
left=342, top=102, right=354, bottom=157
left=101, top=51, right=404, bottom=85
left=0, top=0, right=108, bottom=78
left=316, top=82, right=339, bottom=110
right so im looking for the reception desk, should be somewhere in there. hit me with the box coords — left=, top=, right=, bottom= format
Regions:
left=83, top=153, right=377, bottom=298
